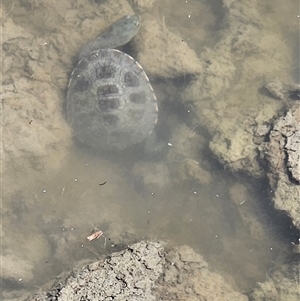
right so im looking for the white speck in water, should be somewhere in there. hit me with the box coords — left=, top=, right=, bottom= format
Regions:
left=216, top=194, right=219, bottom=198
left=18, top=278, right=22, bottom=282
left=42, top=189, right=47, bottom=193
left=74, top=178, right=78, bottom=182
left=167, top=142, right=172, bottom=146
left=151, top=192, right=154, bottom=195
left=61, top=187, right=65, bottom=197
left=188, top=14, right=191, bottom=18
left=62, top=228, right=65, bottom=231
left=70, top=228, right=74, bottom=231
left=147, top=210, right=150, bottom=214
left=193, top=191, right=197, bottom=194
left=215, top=235, right=218, bottom=238
left=187, top=110, right=191, bottom=113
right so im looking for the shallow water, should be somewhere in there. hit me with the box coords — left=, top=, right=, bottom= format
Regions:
left=2, top=0, right=299, bottom=299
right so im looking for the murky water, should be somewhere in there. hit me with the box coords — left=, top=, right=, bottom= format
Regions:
left=2, top=0, right=299, bottom=299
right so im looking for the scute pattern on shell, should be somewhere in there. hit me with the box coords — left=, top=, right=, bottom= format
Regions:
left=67, top=49, right=158, bottom=151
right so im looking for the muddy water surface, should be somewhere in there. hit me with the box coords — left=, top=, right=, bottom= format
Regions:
left=2, top=0, right=299, bottom=299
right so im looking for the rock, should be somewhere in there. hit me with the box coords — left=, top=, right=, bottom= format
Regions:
left=264, top=80, right=285, bottom=99
left=181, top=0, right=292, bottom=180
left=178, top=245, right=207, bottom=263
left=284, top=107, right=300, bottom=182
left=259, top=104, right=300, bottom=229
left=30, top=241, right=165, bottom=301
left=25, top=242, right=248, bottom=301
left=264, top=80, right=300, bottom=101
left=155, top=245, right=248, bottom=301
left=272, top=173, right=300, bottom=230
left=250, top=261, right=300, bottom=301
left=135, top=14, right=204, bottom=78
left=2, top=6, right=71, bottom=195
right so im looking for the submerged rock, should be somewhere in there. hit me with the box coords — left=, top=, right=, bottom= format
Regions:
left=250, top=260, right=300, bottom=301
left=264, top=80, right=300, bottom=101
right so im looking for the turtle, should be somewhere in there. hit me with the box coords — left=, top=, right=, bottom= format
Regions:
left=66, top=15, right=158, bottom=151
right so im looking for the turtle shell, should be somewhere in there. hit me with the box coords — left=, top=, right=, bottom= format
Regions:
left=67, top=49, right=158, bottom=151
